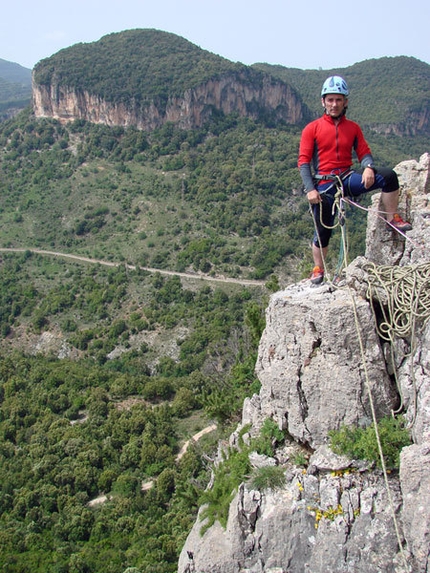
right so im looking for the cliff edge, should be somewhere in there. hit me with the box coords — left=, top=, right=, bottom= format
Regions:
left=32, top=71, right=304, bottom=130
left=178, top=153, right=430, bottom=573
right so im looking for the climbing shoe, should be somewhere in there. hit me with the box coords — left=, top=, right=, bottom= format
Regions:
left=310, top=266, right=324, bottom=285
left=387, top=213, right=412, bottom=232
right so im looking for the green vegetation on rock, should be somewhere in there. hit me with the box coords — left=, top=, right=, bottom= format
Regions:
left=33, top=29, right=246, bottom=109
left=329, top=416, right=411, bottom=469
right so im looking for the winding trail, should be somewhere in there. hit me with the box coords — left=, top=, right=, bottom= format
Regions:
left=140, top=423, right=218, bottom=492
left=0, top=247, right=266, bottom=287
left=88, top=423, right=218, bottom=503
left=176, top=423, right=218, bottom=461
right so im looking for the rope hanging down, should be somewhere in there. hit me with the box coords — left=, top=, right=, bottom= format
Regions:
left=310, top=173, right=350, bottom=281
left=346, top=261, right=427, bottom=573
left=309, top=180, right=422, bottom=570
left=310, top=177, right=425, bottom=571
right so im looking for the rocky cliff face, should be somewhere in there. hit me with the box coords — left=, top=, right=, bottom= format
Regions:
left=178, top=153, right=430, bottom=573
left=367, top=103, right=430, bottom=137
left=32, top=71, right=305, bottom=130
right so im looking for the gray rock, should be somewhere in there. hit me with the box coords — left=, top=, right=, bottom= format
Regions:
left=248, top=452, right=277, bottom=469
left=254, top=285, right=396, bottom=448
left=366, top=152, right=430, bottom=266
left=178, top=471, right=406, bottom=573
left=399, top=443, right=430, bottom=573
left=308, top=445, right=352, bottom=472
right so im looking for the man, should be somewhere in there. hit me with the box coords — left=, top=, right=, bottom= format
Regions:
left=298, top=75, right=412, bottom=285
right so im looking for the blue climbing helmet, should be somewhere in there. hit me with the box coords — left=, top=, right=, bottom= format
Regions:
left=321, top=76, right=349, bottom=97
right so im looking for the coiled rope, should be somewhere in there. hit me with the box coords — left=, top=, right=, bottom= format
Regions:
left=345, top=260, right=429, bottom=573
left=346, top=261, right=421, bottom=572
left=363, top=262, right=430, bottom=342
left=363, top=262, right=430, bottom=427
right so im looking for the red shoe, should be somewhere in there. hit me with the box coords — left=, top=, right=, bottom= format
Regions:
left=310, top=266, right=324, bottom=285
left=387, top=213, right=412, bottom=232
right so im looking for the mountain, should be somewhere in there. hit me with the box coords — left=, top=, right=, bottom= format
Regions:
left=32, top=29, right=306, bottom=130
left=31, top=30, right=430, bottom=138
left=0, top=58, right=31, bottom=84
left=254, top=56, right=430, bottom=136
left=1, top=30, right=429, bottom=291
left=0, top=58, right=32, bottom=119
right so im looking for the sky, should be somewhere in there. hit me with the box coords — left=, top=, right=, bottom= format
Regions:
left=1, top=0, right=429, bottom=71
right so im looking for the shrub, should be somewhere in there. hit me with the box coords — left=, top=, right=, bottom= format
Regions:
left=329, top=416, right=411, bottom=469
left=199, top=417, right=286, bottom=532
left=199, top=447, right=251, bottom=532
left=252, top=417, right=286, bottom=457
left=248, top=465, right=286, bottom=491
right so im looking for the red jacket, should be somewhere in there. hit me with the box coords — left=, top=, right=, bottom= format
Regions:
left=298, top=113, right=372, bottom=191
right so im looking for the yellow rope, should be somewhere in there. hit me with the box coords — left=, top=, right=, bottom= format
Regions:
left=309, top=179, right=419, bottom=569
left=363, top=262, right=430, bottom=427
left=337, top=237, right=422, bottom=572
left=363, top=262, right=430, bottom=341
left=346, top=286, right=410, bottom=572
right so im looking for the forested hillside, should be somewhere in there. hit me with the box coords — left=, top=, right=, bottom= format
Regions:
left=0, top=110, right=309, bottom=281
left=1, top=109, right=426, bottom=286
left=33, top=29, right=246, bottom=109
left=0, top=102, right=281, bottom=573
left=255, top=56, right=430, bottom=135
left=0, top=59, right=32, bottom=119
left=0, top=249, right=266, bottom=572
left=0, top=107, right=427, bottom=572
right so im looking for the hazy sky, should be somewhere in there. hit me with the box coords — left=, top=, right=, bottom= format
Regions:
left=1, top=0, right=429, bottom=71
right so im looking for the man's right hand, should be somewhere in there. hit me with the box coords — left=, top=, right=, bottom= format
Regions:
left=307, top=190, right=322, bottom=204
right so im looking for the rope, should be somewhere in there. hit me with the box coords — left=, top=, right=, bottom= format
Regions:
left=335, top=197, right=349, bottom=280
left=347, top=285, right=410, bottom=572
left=308, top=174, right=421, bottom=569
left=344, top=197, right=424, bottom=250
left=310, top=175, right=350, bottom=282
left=337, top=244, right=412, bottom=571
left=311, top=190, right=422, bottom=570
left=341, top=261, right=427, bottom=573
left=363, top=263, right=430, bottom=341
left=362, top=262, right=430, bottom=426
left=311, top=180, right=423, bottom=286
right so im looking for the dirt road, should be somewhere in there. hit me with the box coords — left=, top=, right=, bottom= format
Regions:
left=0, top=247, right=265, bottom=287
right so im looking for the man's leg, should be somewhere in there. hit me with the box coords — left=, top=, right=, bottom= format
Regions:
left=310, top=196, right=333, bottom=283
left=380, top=189, right=399, bottom=221
left=312, top=243, right=328, bottom=268
left=310, top=243, right=326, bottom=284
left=381, top=189, right=412, bottom=230
left=346, top=171, right=411, bottom=230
